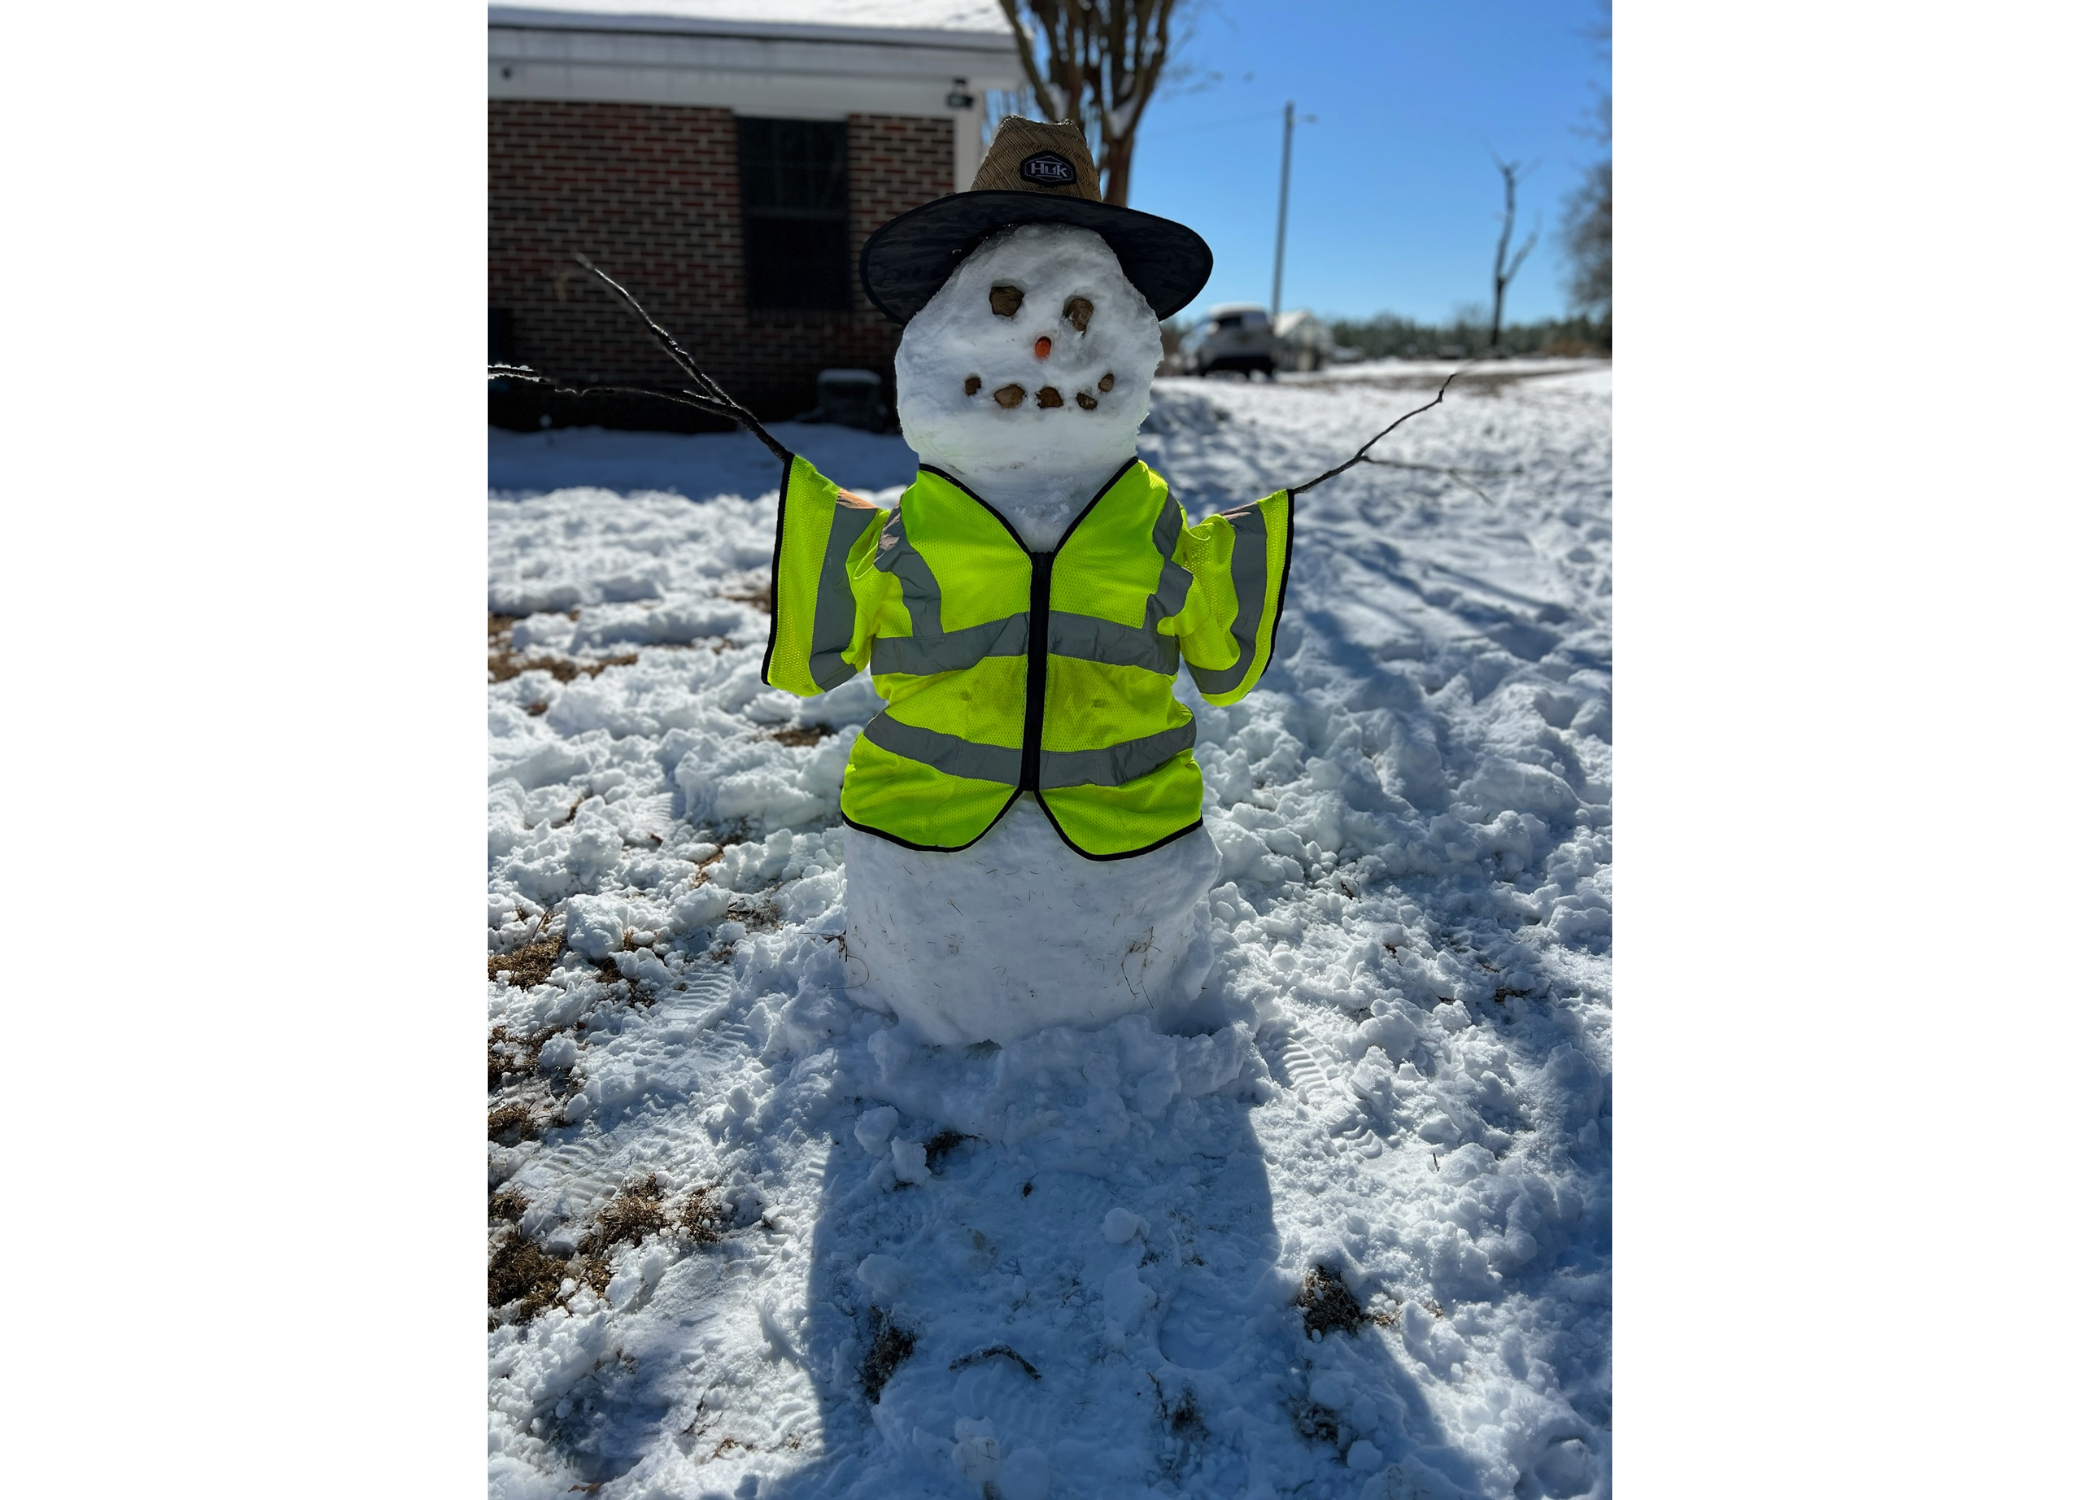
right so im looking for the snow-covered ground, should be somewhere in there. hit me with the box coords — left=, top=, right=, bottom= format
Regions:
left=486, top=363, right=1612, bottom=1500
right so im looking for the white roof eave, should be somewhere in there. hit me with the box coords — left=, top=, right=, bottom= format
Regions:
left=488, top=3, right=1019, bottom=54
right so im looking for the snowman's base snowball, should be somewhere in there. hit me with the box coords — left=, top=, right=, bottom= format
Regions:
left=842, top=797, right=1220, bottom=1046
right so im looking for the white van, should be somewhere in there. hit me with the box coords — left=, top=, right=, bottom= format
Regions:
left=1190, top=303, right=1277, bottom=378
left=1189, top=304, right=1332, bottom=377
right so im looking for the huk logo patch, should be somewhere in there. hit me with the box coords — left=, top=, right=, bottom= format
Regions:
left=1019, top=151, right=1077, bottom=186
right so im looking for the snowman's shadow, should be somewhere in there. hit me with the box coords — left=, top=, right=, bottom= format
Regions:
left=760, top=1064, right=1483, bottom=1500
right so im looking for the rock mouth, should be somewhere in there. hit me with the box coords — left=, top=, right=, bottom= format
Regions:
left=968, top=374, right=1116, bottom=412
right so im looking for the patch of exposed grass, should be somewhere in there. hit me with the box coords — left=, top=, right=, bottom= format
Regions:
left=490, top=1024, right=569, bottom=1090
left=488, top=649, right=640, bottom=686
left=769, top=725, right=831, bottom=747
left=490, top=936, right=564, bottom=988
left=678, top=1185, right=731, bottom=1245
left=723, top=584, right=772, bottom=614
left=579, top=1175, right=668, bottom=1261
left=489, top=652, right=574, bottom=685
left=488, top=1230, right=568, bottom=1321
left=1295, top=1265, right=1368, bottom=1338
left=859, top=1308, right=915, bottom=1402
left=487, top=1100, right=545, bottom=1145
left=488, top=1173, right=724, bottom=1323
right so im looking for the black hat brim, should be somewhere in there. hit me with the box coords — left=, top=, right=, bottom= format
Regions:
left=859, top=191, right=1213, bottom=325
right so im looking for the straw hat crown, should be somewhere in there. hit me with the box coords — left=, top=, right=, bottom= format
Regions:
left=970, top=118, right=1102, bottom=199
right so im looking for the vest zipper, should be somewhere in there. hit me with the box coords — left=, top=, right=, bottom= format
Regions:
left=1018, top=550, right=1053, bottom=793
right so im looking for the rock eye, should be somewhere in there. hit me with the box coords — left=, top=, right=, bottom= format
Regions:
left=989, top=285, right=1024, bottom=318
left=963, top=375, right=981, bottom=396
left=1098, top=372, right=1115, bottom=392
left=1064, top=297, right=1093, bottom=333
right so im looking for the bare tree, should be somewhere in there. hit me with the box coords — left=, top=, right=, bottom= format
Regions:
left=1488, top=153, right=1541, bottom=351
left=997, top=0, right=1179, bottom=205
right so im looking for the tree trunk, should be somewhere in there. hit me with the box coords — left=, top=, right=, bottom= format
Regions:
left=1100, top=131, right=1135, bottom=205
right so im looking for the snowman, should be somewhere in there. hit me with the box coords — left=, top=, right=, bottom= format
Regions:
left=746, top=120, right=1294, bottom=1045
left=498, top=120, right=1295, bottom=1046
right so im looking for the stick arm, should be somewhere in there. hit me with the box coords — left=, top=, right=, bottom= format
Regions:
left=1287, top=365, right=1469, bottom=495
left=485, top=255, right=794, bottom=467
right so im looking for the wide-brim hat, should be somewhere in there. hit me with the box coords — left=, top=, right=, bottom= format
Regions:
left=859, top=117, right=1213, bottom=325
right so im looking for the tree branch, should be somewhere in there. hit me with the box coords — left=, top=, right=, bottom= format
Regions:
left=488, top=365, right=792, bottom=464
left=1288, top=366, right=1469, bottom=495
left=1360, top=456, right=1497, bottom=507
left=998, top=0, right=1059, bottom=120
left=490, top=256, right=794, bottom=465
left=1506, top=219, right=1540, bottom=283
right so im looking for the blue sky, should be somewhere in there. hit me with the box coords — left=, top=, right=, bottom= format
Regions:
left=1118, top=0, right=1609, bottom=326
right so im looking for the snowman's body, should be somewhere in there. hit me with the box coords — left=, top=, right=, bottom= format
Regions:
left=839, top=223, right=1221, bottom=1044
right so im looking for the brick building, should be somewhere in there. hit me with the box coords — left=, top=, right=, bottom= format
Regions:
left=489, top=2, right=1021, bottom=428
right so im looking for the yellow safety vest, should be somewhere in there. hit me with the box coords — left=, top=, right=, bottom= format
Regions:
left=763, top=455, right=1292, bottom=859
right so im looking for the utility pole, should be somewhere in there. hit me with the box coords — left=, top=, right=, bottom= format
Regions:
left=1271, top=99, right=1294, bottom=318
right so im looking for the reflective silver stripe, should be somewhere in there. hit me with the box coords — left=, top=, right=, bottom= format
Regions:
left=870, top=613, right=1028, bottom=676
left=809, top=501, right=877, bottom=690
left=1144, top=493, right=1194, bottom=630
left=1038, top=719, right=1198, bottom=789
left=1149, top=487, right=1182, bottom=563
left=1147, top=557, right=1194, bottom=626
left=861, top=486, right=1192, bottom=681
left=1185, top=505, right=1272, bottom=697
left=1047, top=612, right=1178, bottom=675
left=870, top=511, right=943, bottom=637
left=860, top=712, right=1022, bottom=785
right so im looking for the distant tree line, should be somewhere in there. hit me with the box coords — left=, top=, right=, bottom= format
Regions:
left=1327, top=314, right=1610, bottom=360
left=1558, top=6, right=1610, bottom=319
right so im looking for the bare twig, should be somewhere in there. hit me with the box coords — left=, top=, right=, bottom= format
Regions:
left=1360, top=456, right=1498, bottom=506
left=490, top=366, right=715, bottom=415
left=486, top=257, right=794, bottom=466
left=1288, top=365, right=1469, bottom=495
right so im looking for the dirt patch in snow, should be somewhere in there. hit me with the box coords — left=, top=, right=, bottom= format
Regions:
left=859, top=1309, right=915, bottom=1402
left=489, top=937, right=564, bottom=988
left=488, top=650, right=639, bottom=685
left=1295, top=1264, right=1368, bottom=1337
left=768, top=725, right=833, bottom=747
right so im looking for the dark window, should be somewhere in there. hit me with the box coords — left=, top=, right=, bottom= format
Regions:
left=737, top=118, right=850, bottom=312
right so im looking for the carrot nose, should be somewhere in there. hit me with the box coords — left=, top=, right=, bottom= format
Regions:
left=1034, top=336, right=1053, bottom=359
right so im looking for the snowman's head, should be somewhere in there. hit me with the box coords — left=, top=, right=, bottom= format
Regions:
left=895, top=222, right=1161, bottom=487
